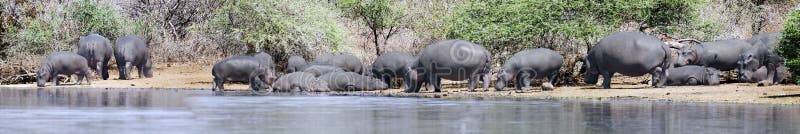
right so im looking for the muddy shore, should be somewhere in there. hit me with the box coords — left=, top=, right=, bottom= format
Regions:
left=2, top=63, right=798, bottom=104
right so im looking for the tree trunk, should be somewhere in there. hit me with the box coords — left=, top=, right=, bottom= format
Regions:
left=373, top=29, right=381, bottom=56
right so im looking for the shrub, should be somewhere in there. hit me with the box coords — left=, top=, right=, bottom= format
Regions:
left=777, top=10, right=800, bottom=84
left=68, top=0, right=125, bottom=40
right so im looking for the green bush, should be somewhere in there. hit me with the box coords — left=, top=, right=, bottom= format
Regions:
left=446, top=0, right=700, bottom=53
left=777, top=10, right=800, bottom=84
left=68, top=0, right=125, bottom=40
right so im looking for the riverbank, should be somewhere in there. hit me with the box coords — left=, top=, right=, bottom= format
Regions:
left=2, top=63, right=799, bottom=104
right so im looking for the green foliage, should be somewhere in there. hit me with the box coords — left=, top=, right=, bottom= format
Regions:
left=68, top=0, right=124, bottom=40
left=446, top=0, right=700, bottom=52
left=192, top=0, right=348, bottom=57
left=777, top=10, right=800, bottom=84
left=335, top=0, right=405, bottom=55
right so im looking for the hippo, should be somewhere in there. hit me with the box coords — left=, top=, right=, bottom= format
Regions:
left=665, top=65, right=720, bottom=86
left=36, top=51, right=92, bottom=87
left=739, top=65, right=791, bottom=84
left=584, top=32, right=671, bottom=89
left=327, top=54, right=365, bottom=74
left=495, top=48, right=563, bottom=91
left=286, top=55, right=308, bottom=73
left=272, top=72, right=330, bottom=92
left=77, top=34, right=113, bottom=80
left=674, top=39, right=752, bottom=71
left=114, top=35, right=153, bottom=80
left=747, top=32, right=781, bottom=50
left=404, top=39, right=491, bottom=92
left=253, top=52, right=278, bottom=83
left=369, top=52, right=415, bottom=88
left=211, top=56, right=272, bottom=92
left=313, top=53, right=335, bottom=64
left=737, top=41, right=783, bottom=84
left=303, top=65, right=345, bottom=77
left=318, top=72, right=388, bottom=91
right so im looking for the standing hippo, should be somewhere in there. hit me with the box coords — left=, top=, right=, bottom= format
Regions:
left=747, top=32, right=781, bottom=50
left=319, top=72, right=388, bottom=91
left=665, top=65, right=720, bottom=86
left=674, top=39, right=752, bottom=71
left=584, top=32, right=671, bottom=89
left=303, top=65, right=345, bottom=77
left=370, top=52, right=415, bottom=88
left=77, top=34, right=113, bottom=80
left=114, top=35, right=153, bottom=80
left=313, top=53, right=335, bottom=64
left=36, top=51, right=92, bottom=87
left=272, top=72, right=330, bottom=92
left=404, top=39, right=491, bottom=92
left=286, top=55, right=308, bottom=73
left=211, top=56, right=271, bottom=92
left=327, top=54, right=365, bottom=74
left=253, top=52, right=278, bottom=83
left=737, top=42, right=783, bottom=84
left=495, top=48, right=563, bottom=91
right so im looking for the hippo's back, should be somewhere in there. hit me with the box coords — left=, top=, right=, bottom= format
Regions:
left=418, top=40, right=490, bottom=80
left=591, top=32, right=668, bottom=76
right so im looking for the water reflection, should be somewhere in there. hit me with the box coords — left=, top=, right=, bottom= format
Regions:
left=0, top=87, right=798, bottom=134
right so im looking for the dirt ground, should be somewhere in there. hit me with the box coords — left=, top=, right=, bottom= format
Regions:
left=2, top=63, right=799, bottom=104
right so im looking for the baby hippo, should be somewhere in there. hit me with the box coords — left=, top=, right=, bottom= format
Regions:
left=495, top=48, right=563, bottom=91
left=36, top=51, right=92, bottom=87
left=318, top=72, right=388, bottom=91
left=272, top=72, right=330, bottom=92
left=665, top=65, right=720, bottom=86
left=303, top=65, right=344, bottom=77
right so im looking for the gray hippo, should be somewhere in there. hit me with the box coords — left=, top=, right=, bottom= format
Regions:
left=36, top=51, right=92, bottom=87
left=369, top=52, right=415, bottom=88
left=286, top=55, right=308, bottom=73
left=327, top=54, right=365, bottom=74
left=674, top=39, right=752, bottom=71
left=211, top=56, right=272, bottom=92
left=77, top=34, right=113, bottom=80
left=584, top=32, right=671, bottom=89
left=253, top=52, right=278, bottom=83
left=665, top=65, right=720, bottom=86
left=272, top=72, right=330, bottom=92
left=495, top=48, right=563, bottom=91
left=303, top=64, right=345, bottom=77
left=319, top=72, right=388, bottom=91
left=737, top=41, right=784, bottom=84
left=739, top=65, right=791, bottom=84
left=747, top=32, right=780, bottom=50
left=313, top=53, right=335, bottom=64
left=404, top=39, right=491, bottom=92
left=114, top=35, right=153, bottom=80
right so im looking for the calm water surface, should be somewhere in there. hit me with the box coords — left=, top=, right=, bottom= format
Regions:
left=0, top=87, right=798, bottom=134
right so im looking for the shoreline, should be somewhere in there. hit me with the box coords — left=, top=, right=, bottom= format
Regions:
left=2, top=63, right=799, bottom=105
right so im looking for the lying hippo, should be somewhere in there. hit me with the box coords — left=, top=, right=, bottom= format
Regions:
left=584, top=32, right=671, bottom=89
left=272, top=72, right=330, bottom=92
left=211, top=56, right=273, bottom=92
left=303, top=64, right=344, bottom=77
left=495, top=48, right=563, bottom=91
left=369, top=52, right=415, bottom=88
left=739, top=65, right=792, bottom=84
left=674, top=39, right=752, bottom=71
left=286, top=55, right=308, bottom=73
left=77, top=34, right=113, bottom=80
left=36, top=51, right=92, bottom=87
left=405, top=39, right=491, bottom=92
left=665, top=65, right=720, bottom=86
left=319, top=72, right=388, bottom=91
left=114, top=35, right=153, bottom=80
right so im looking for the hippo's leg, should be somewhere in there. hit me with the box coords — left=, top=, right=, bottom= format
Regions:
left=95, top=62, right=103, bottom=79
left=383, top=75, right=393, bottom=89
left=482, top=72, right=490, bottom=91
left=101, top=62, right=109, bottom=80
left=548, top=71, right=559, bottom=86
left=76, top=73, right=85, bottom=85
left=51, top=72, right=59, bottom=86
left=124, top=62, right=132, bottom=80
left=430, top=74, right=442, bottom=92
left=137, top=63, right=145, bottom=79
left=212, top=77, right=224, bottom=91
left=468, top=76, right=477, bottom=91
left=601, top=71, right=613, bottom=89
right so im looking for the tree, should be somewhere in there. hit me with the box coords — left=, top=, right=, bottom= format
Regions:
left=777, top=10, right=800, bottom=84
left=336, top=0, right=404, bottom=56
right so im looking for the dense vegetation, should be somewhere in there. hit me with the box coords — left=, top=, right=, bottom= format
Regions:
left=0, top=0, right=795, bottom=84
left=778, top=10, right=800, bottom=84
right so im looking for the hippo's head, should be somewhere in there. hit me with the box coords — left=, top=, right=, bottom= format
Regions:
left=675, top=46, right=699, bottom=67
left=494, top=69, right=514, bottom=90
left=583, top=57, right=599, bottom=85
left=262, top=69, right=278, bottom=86
left=35, top=68, right=50, bottom=87
left=737, top=51, right=760, bottom=82
left=313, top=79, right=331, bottom=92
left=706, top=68, right=721, bottom=85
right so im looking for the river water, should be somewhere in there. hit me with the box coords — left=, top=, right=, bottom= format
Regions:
left=0, top=88, right=797, bottom=134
